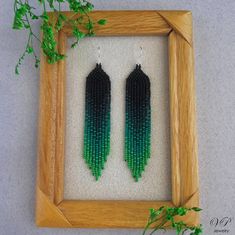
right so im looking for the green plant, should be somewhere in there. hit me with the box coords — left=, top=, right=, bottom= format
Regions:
left=13, top=0, right=106, bottom=74
left=143, top=206, right=203, bottom=235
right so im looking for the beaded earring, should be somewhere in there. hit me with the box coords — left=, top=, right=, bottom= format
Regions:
left=124, top=63, right=151, bottom=181
left=83, top=48, right=111, bottom=180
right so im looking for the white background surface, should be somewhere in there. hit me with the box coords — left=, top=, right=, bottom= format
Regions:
left=0, top=1, right=235, bottom=235
left=65, top=36, right=171, bottom=200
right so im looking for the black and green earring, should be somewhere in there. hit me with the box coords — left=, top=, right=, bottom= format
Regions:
left=83, top=63, right=111, bottom=180
left=125, top=64, right=151, bottom=181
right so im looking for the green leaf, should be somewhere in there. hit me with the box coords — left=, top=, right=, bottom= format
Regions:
left=55, top=14, right=67, bottom=31
left=59, top=13, right=67, bottom=21
left=177, top=207, right=187, bottom=216
left=143, top=205, right=203, bottom=235
left=97, top=19, right=107, bottom=25
left=176, top=226, right=182, bottom=235
left=15, top=65, right=19, bottom=75
left=149, top=208, right=157, bottom=220
left=73, top=28, right=85, bottom=39
left=12, top=3, right=29, bottom=30
left=191, top=207, right=202, bottom=212
left=24, top=24, right=30, bottom=29
left=86, top=2, right=94, bottom=12
left=149, top=208, right=155, bottom=214
left=166, top=214, right=172, bottom=221
left=32, top=15, right=39, bottom=20
left=13, top=0, right=106, bottom=74
left=26, top=46, right=33, bottom=54
left=194, top=225, right=203, bottom=235
left=40, top=12, right=49, bottom=22
left=86, top=20, right=94, bottom=30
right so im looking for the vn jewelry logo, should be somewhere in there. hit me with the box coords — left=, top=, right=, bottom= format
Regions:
left=210, top=217, right=233, bottom=233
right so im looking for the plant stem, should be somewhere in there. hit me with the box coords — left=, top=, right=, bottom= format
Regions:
left=149, top=220, right=167, bottom=235
left=142, top=213, right=167, bottom=235
left=13, top=0, right=103, bottom=74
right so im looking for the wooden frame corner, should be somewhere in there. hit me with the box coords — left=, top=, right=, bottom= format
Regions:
left=36, top=10, right=199, bottom=228
left=158, top=10, right=193, bottom=45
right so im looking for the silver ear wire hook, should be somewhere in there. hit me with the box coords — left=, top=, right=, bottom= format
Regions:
left=137, top=46, right=143, bottom=66
left=97, top=46, right=101, bottom=64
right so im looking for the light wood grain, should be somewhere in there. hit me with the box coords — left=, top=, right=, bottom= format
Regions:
left=54, top=31, right=67, bottom=205
left=159, top=11, right=193, bottom=45
left=168, top=31, right=181, bottom=207
left=174, top=33, right=198, bottom=205
left=61, top=11, right=172, bottom=36
left=36, top=188, right=72, bottom=227
left=169, top=30, right=199, bottom=223
left=58, top=200, right=173, bottom=228
left=36, top=10, right=199, bottom=228
left=37, top=13, right=58, bottom=201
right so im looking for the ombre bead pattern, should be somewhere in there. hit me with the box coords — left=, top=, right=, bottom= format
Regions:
left=83, top=63, right=111, bottom=180
left=125, top=64, right=151, bottom=181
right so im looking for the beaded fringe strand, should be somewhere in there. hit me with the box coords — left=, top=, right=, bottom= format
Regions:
left=83, top=63, right=111, bottom=180
left=125, top=64, right=151, bottom=181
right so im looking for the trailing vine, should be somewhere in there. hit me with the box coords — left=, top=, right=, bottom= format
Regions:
left=143, top=206, right=203, bottom=235
left=13, top=0, right=106, bottom=74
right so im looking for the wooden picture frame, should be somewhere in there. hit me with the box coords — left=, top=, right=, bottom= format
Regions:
left=36, top=10, right=199, bottom=228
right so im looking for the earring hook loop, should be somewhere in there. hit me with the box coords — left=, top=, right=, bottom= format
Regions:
left=137, top=46, right=143, bottom=66
left=97, top=46, right=101, bottom=64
